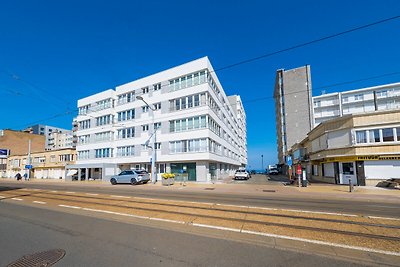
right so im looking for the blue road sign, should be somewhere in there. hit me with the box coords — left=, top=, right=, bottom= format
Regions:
left=287, top=156, right=292, bottom=167
left=25, top=165, right=32, bottom=169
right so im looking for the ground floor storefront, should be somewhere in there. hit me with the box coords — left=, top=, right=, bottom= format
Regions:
left=66, top=161, right=239, bottom=183
left=309, top=155, right=400, bottom=186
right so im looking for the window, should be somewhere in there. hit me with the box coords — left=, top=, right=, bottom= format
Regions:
left=95, top=148, right=113, bottom=158
left=314, top=100, right=321, bottom=107
left=142, top=106, right=149, bottom=113
left=153, top=83, right=161, bottom=91
left=117, top=127, right=135, bottom=139
left=342, top=96, right=348, bottom=103
left=142, top=87, right=149, bottom=94
left=397, top=127, right=400, bottom=141
left=117, top=109, right=135, bottom=121
left=154, top=103, right=161, bottom=110
left=382, top=128, right=394, bottom=142
left=342, top=163, right=354, bottom=175
left=96, top=115, right=113, bottom=126
left=142, top=125, right=149, bottom=131
left=117, top=91, right=135, bottom=105
left=356, top=130, right=367, bottom=144
left=354, top=94, right=364, bottom=101
left=377, top=90, right=387, bottom=97
left=117, top=146, right=135, bottom=157
left=155, top=142, right=161, bottom=149
left=369, top=129, right=380, bottom=143
left=154, top=122, right=161, bottom=130
left=79, top=120, right=91, bottom=130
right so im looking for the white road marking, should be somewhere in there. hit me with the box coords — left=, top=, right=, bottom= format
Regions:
left=110, top=195, right=131, bottom=198
left=149, top=217, right=185, bottom=224
left=33, top=201, right=46, bottom=204
left=82, top=208, right=149, bottom=220
left=241, top=230, right=400, bottom=257
left=31, top=189, right=40, bottom=191
left=86, top=193, right=99, bottom=196
left=11, top=198, right=23, bottom=201
left=192, top=223, right=241, bottom=232
left=65, top=191, right=76, bottom=194
left=50, top=191, right=58, bottom=193
left=58, top=204, right=81, bottom=209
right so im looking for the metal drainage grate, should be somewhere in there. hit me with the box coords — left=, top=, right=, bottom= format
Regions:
left=7, top=249, right=66, bottom=267
left=263, top=190, right=276, bottom=193
left=204, top=188, right=215, bottom=190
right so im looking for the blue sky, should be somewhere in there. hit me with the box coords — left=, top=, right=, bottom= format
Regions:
left=1, top=0, right=400, bottom=169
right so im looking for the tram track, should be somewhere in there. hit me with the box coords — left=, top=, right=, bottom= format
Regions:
left=2, top=189, right=400, bottom=244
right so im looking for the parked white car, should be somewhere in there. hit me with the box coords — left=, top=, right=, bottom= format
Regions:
left=234, top=169, right=250, bottom=180
left=110, top=170, right=150, bottom=185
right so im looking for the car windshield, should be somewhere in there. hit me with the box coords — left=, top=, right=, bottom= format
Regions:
left=135, top=170, right=148, bottom=174
left=236, top=170, right=245, bottom=173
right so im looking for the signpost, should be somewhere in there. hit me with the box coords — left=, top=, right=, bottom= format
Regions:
left=287, top=156, right=292, bottom=181
left=297, top=164, right=302, bottom=188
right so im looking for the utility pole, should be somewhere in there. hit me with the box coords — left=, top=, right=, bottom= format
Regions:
left=27, top=139, right=31, bottom=180
left=261, top=154, right=264, bottom=172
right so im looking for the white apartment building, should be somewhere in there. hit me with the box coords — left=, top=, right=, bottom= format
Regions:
left=313, top=82, right=400, bottom=126
left=69, top=57, right=247, bottom=182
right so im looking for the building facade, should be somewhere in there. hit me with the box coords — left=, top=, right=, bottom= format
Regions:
left=25, top=124, right=72, bottom=150
left=48, top=131, right=75, bottom=150
left=274, top=65, right=313, bottom=165
left=70, top=57, right=247, bottom=182
left=0, top=129, right=46, bottom=177
left=292, top=109, right=400, bottom=186
left=6, top=148, right=76, bottom=179
left=313, top=82, right=400, bottom=126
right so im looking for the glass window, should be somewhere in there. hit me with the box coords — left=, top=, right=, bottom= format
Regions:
left=342, top=162, right=354, bottom=175
left=181, top=119, right=187, bottom=131
left=369, top=129, right=380, bottom=143
left=188, top=118, right=193, bottom=129
left=397, top=127, right=400, bottom=141
left=169, top=121, right=175, bottom=132
left=382, top=128, right=394, bottom=142
left=194, top=117, right=199, bottom=128
left=356, top=130, right=367, bottom=144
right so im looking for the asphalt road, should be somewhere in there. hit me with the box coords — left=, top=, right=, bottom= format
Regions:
left=1, top=180, right=399, bottom=218
left=0, top=202, right=367, bottom=267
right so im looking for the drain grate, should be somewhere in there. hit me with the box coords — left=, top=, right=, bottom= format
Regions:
left=263, top=190, right=276, bottom=192
left=204, top=188, right=215, bottom=190
left=7, top=249, right=66, bottom=267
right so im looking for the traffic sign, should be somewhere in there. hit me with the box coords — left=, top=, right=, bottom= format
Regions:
left=25, top=165, right=32, bottom=169
left=296, top=164, right=302, bottom=175
left=287, top=156, right=292, bottom=167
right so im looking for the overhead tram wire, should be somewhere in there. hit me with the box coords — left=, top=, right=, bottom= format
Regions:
left=213, top=15, right=400, bottom=73
left=11, top=69, right=400, bottom=129
left=8, top=15, right=400, bottom=128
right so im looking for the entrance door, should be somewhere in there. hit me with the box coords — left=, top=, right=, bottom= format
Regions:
left=356, top=161, right=365, bottom=186
left=340, top=162, right=357, bottom=185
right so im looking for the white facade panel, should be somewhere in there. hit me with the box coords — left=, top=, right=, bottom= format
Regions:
left=364, top=160, right=400, bottom=180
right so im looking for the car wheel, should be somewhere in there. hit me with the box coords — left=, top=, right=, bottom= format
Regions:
left=110, top=178, right=117, bottom=185
left=143, top=181, right=148, bottom=184
left=130, top=178, right=137, bottom=185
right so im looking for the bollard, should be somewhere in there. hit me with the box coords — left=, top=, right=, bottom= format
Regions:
left=349, top=178, right=353, bottom=192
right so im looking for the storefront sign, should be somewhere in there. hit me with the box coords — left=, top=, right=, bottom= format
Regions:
left=0, top=149, right=9, bottom=158
left=319, top=155, right=400, bottom=163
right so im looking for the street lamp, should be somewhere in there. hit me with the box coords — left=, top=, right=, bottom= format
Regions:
left=261, top=154, right=264, bottom=173
left=136, top=96, right=157, bottom=184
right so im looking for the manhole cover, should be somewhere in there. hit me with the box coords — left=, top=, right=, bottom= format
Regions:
left=7, top=249, right=66, bottom=267
left=204, top=188, right=215, bottom=190
left=263, top=190, right=276, bottom=192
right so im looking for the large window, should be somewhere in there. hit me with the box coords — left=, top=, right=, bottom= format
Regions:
left=117, top=146, right=135, bottom=157
left=369, top=129, right=380, bottom=143
left=170, top=115, right=207, bottom=132
left=117, top=109, right=135, bottom=121
left=95, top=148, right=113, bottom=158
left=382, top=128, right=394, bottom=142
left=117, top=91, right=135, bottom=105
left=117, top=127, right=135, bottom=139
left=355, top=130, right=367, bottom=143
left=96, top=115, right=113, bottom=126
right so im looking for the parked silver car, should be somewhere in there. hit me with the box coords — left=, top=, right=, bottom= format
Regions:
left=110, top=170, right=150, bottom=185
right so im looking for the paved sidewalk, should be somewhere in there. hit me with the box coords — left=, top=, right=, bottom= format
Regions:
left=1, top=177, right=399, bottom=202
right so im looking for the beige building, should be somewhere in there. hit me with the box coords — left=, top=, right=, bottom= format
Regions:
left=7, top=148, right=76, bottom=180
left=291, top=109, right=400, bottom=186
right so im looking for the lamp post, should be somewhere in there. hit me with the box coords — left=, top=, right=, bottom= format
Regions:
left=261, top=154, right=264, bottom=173
left=136, top=96, right=157, bottom=184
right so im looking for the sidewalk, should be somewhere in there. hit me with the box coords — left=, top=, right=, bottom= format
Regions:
left=1, top=177, right=399, bottom=202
